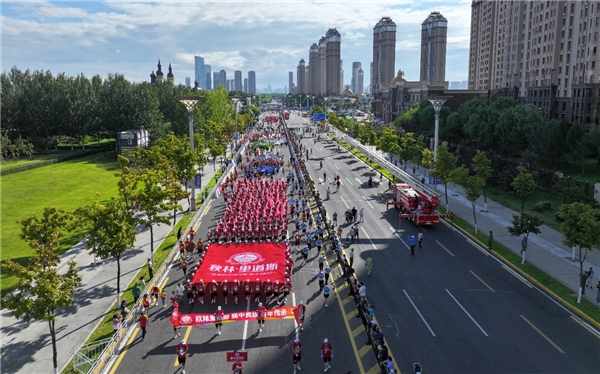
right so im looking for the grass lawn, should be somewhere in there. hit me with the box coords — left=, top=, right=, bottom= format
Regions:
left=0, top=152, right=121, bottom=295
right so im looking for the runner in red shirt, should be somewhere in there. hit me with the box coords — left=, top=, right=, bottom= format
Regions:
left=210, top=280, right=218, bottom=304
left=265, top=279, right=274, bottom=304
left=179, top=241, right=185, bottom=258
left=295, top=233, right=301, bottom=248
left=176, top=339, right=188, bottom=374
left=257, top=302, right=267, bottom=333
left=253, top=279, right=262, bottom=303
left=232, top=361, right=243, bottom=374
left=298, top=301, right=306, bottom=332
left=244, top=279, right=252, bottom=302
left=320, top=338, right=333, bottom=372
left=197, top=280, right=205, bottom=305
left=214, top=305, right=224, bottom=335
left=232, top=280, right=240, bottom=305
left=222, top=281, right=230, bottom=305
left=138, top=312, right=149, bottom=341
left=292, top=338, right=303, bottom=374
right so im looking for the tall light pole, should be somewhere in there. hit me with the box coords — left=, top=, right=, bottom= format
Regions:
left=231, top=96, right=240, bottom=149
left=178, top=95, right=204, bottom=211
left=428, top=97, right=450, bottom=162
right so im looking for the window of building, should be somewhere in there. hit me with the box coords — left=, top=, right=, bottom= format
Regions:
left=595, top=32, right=599, bottom=40
left=127, top=138, right=133, bottom=145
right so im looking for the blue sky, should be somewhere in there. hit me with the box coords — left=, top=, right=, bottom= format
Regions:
left=1, top=0, right=473, bottom=91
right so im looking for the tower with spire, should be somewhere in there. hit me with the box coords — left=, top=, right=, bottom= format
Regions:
left=150, top=70, right=156, bottom=83
left=155, top=59, right=164, bottom=83
left=167, top=63, right=175, bottom=85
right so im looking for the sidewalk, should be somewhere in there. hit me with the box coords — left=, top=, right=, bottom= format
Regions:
left=0, top=161, right=223, bottom=374
left=359, top=141, right=600, bottom=306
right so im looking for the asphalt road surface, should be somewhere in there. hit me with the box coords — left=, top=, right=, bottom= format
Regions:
left=110, top=112, right=600, bottom=374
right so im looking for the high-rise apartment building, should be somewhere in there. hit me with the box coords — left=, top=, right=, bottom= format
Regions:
left=289, top=71, right=295, bottom=94
left=195, top=56, right=209, bottom=90
left=468, top=0, right=600, bottom=124
left=297, top=59, right=306, bottom=94
left=234, top=70, right=242, bottom=92
left=305, top=66, right=309, bottom=95
left=309, top=43, right=319, bottom=95
left=248, top=71, right=256, bottom=94
left=372, top=17, right=396, bottom=92
left=325, top=28, right=341, bottom=96
left=213, top=72, right=219, bottom=90
left=244, top=78, right=248, bottom=93
left=420, top=11, right=448, bottom=82
left=185, top=77, right=191, bottom=88
left=340, top=59, right=344, bottom=93
left=351, top=62, right=361, bottom=94
left=318, top=36, right=327, bottom=95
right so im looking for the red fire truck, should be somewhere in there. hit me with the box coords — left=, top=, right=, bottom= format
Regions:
left=386, top=182, right=453, bottom=225
left=284, top=110, right=290, bottom=120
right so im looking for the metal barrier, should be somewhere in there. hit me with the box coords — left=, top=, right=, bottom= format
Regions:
left=72, top=338, right=113, bottom=374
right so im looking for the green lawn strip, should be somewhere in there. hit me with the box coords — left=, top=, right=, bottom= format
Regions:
left=451, top=215, right=600, bottom=327
left=61, top=212, right=193, bottom=374
left=329, top=133, right=600, bottom=326
left=0, top=152, right=121, bottom=296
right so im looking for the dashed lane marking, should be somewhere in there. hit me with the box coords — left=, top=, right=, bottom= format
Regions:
left=108, top=327, right=139, bottom=374
left=361, top=196, right=374, bottom=209
left=501, top=265, right=533, bottom=288
left=520, top=314, right=564, bottom=353
left=570, top=316, right=600, bottom=340
left=436, top=240, right=455, bottom=257
left=469, top=270, right=495, bottom=292
left=467, top=239, right=489, bottom=256
left=446, top=289, right=488, bottom=336
left=345, top=176, right=354, bottom=185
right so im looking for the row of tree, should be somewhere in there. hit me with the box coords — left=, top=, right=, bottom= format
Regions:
left=0, top=67, right=258, bottom=155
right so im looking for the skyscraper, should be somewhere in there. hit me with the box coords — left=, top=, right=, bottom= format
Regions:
left=420, top=11, right=447, bottom=82
left=185, top=77, right=191, bottom=88
left=219, top=70, right=227, bottom=89
left=213, top=72, right=219, bottom=90
left=195, top=56, right=207, bottom=90
left=357, top=68, right=364, bottom=94
left=309, top=43, right=319, bottom=95
left=234, top=70, right=242, bottom=92
left=351, top=62, right=362, bottom=94
left=244, top=78, right=248, bottom=93
left=468, top=0, right=599, bottom=124
left=289, top=71, right=295, bottom=94
left=248, top=71, right=256, bottom=94
left=372, top=17, right=396, bottom=92
left=318, top=36, right=327, bottom=95
left=339, top=59, right=344, bottom=93
left=204, top=65, right=212, bottom=90
left=297, top=59, right=306, bottom=94
left=325, top=28, right=341, bottom=96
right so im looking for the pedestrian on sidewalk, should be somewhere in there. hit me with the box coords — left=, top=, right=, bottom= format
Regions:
left=488, top=231, right=493, bottom=250
left=132, top=283, right=141, bottom=303
left=349, top=248, right=354, bottom=267
left=412, top=164, right=416, bottom=174
left=521, top=236, right=528, bottom=254
left=586, top=267, right=595, bottom=288
left=418, top=231, right=424, bottom=249
left=112, top=312, right=122, bottom=334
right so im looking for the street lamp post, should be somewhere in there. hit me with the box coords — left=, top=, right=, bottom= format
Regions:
left=231, top=97, right=240, bottom=149
left=178, top=95, right=204, bottom=211
left=428, top=97, right=450, bottom=162
left=349, top=97, right=358, bottom=136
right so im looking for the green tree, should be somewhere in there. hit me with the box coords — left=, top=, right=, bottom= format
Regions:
left=421, top=148, right=434, bottom=178
left=525, top=118, right=568, bottom=169
left=377, top=126, right=401, bottom=159
left=472, top=152, right=493, bottom=211
left=398, top=132, right=421, bottom=171
left=431, top=144, right=458, bottom=210
left=76, top=198, right=137, bottom=304
left=565, top=122, right=590, bottom=174
left=2, top=207, right=82, bottom=374
left=558, top=202, right=600, bottom=302
left=451, top=165, right=485, bottom=233
left=511, top=166, right=535, bottom=213
left=508, top=212, right=543, bottom=264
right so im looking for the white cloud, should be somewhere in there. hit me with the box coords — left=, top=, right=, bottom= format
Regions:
left=1, top=1, right=473, bottom=88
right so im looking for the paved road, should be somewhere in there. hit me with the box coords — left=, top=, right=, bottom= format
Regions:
left=303, top=121, right=600, bottom=373
left=110, top=114, right=367, bottom=374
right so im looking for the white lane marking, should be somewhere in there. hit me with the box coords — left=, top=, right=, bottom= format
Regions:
left=340, top=196, right=350, bottom=208
left=403, top=289, right=436, bottom=337
left=445, top=289, right=489, bottom=336
left=292, top=293, right=299, bottom=340
left=335, top=164, right=340, bottom=170
left=467, top=239, right=489, bottom=256
left=390, top=227, right=409, bottom=249
left=360, top=227, right=377, bottom=249
left=355, top=177, right=361, bottom=184
left=362, top=196, right=374, bottom=209
left=241, top=299, right=251, bottom=349
left=345, top=177, right=354, bottom=185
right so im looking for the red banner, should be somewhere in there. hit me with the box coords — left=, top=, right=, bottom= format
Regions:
left=170, top=306, right=300, bottom=327
left=227, top=351, right=248, bottom=362
left=192, top=243, right=289, bottom=284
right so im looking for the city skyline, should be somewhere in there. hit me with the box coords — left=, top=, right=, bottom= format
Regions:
left=1, top=1, right=472, bottom=92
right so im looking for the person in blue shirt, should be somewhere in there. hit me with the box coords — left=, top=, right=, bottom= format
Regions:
left=300, top=222, right=307, bottom=234
left=332, top=212, right=338, bottom=226
left=308, top=216, right=313, bottom=228
left=301, top=246, right=310, bottom=265
left=318, top=254, right=325, bottom=271
left=316, top=238, right=323, bottom=252
left=322, top=284, right=331, bottom=308
left=409, top=235, right=416, bottom=256
left=317, top=271, right=325, bottom=290
left=324, top=266, right=331, bottom=284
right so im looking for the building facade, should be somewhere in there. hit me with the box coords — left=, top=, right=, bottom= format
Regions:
left=468, top=0, right=600, bottom=124
left=234, top=70, right=243, bottom=92
left=351, top=62, right=362, bottom=94
left=372, top=17, right=397, bottom=92
left=289, top=71, right=295, bottom=94
left=319, top=36, right=327, bottom=95
left=297, top=59, right=306, bottom=94
left=218, top=70, right=227, bottom=89
left=248, top=71, right=257, bottom=94
left=358, top=67, right=364, bottom=94
left=213, top=72, right=220, bottom=90
left=204, top=65, right=212, bottom=90
left=420, top=11, right=448, bottom=82
left=309, top=43, right=320, bottom=95
left=185, top=77, right=191, bottom=88
left=195, top=56, right=208, bottom=90
left=325, top=28, right=341, bottom=96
